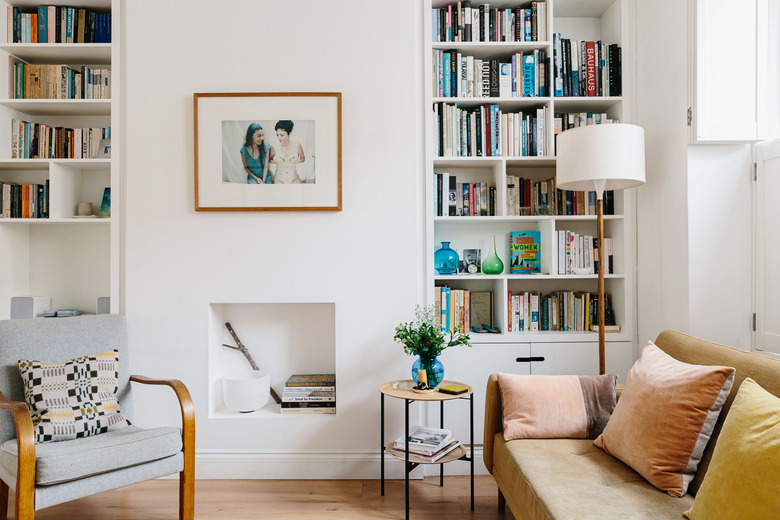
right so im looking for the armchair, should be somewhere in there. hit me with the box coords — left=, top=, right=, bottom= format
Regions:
left=0, top=314, right=194, bottom=520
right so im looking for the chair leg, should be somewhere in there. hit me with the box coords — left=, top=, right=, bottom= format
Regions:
left=179, top=469, right=194, bottom=520
left=497, top=488, right=506, bottom=511
left=0, top=480, right=8, bottom=520
left=15, top=484, right=34, bottom=520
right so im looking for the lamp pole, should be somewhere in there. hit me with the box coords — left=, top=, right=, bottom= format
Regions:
left=597, top=195, right=606, bottom=375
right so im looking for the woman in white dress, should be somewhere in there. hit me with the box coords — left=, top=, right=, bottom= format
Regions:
left=265, top=120, right=306, bottom=184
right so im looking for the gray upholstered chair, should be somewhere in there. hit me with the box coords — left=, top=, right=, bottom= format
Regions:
left=0, top=314, right=195, bottom=519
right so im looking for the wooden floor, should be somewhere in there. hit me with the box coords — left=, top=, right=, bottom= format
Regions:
left=19, top=476, right=515, bottom=519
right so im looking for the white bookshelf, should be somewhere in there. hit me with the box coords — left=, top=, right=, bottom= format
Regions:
left=0, top=0, right=120, bottom=318
left=424, top=0, right=636, bottom=373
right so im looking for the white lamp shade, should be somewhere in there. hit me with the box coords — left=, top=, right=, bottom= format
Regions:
left=556, top=123, right=646, bottom=193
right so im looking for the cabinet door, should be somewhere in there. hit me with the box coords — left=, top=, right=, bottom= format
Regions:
left=429, top=343, right=530, bottom=446
left=530, top=341, right=635, bottom=381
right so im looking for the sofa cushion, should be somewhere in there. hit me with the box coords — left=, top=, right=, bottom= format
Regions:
left=493, top=434, right=694, bottom=520
left=498, top=373, right=617, bottom=439
left=0, top=425, right=182, bottom=485
left=683, top=378, right=780, bottom=519
left=594, top=342, right=735, bottom=497
left=17, top=350, right=131, bottom=443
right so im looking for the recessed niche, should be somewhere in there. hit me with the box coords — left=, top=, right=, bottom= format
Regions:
left=208, top=302, right=336, bottom=419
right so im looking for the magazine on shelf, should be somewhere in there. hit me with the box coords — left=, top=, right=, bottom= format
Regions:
left=387, top=439, right=462, bottom=462
left=393, top=426, right=453, bottom=455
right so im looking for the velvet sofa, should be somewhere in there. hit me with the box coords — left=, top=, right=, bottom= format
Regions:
left=483, top=330, right=780, bottom=519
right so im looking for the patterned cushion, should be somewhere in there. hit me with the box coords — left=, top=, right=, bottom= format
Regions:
left=17, top=351, right=131, bottom=444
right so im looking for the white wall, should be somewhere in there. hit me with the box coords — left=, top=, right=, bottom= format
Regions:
left=122, top=0, right=425, bottom=478
left=635, top=0, right=691, bottom=346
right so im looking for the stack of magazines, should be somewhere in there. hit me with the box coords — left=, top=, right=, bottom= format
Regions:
left=389, top=425, right=461, bottom=462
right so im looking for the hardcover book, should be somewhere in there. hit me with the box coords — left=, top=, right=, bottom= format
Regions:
left=510, top=231, right=541, bottom=273
left=284, top=374, right=336, bottom=387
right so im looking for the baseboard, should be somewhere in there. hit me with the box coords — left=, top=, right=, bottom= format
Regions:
left=193, top=447, right=488, bottom=479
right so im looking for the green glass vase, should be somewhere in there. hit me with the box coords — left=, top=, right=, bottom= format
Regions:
left=481, top=235, right=503, bottom=275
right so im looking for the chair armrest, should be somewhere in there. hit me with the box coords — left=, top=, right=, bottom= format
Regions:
left=483, top=374, right=503, bottom=474
left=0, top=392, right=36, bottom=506
left=129, top=375, right=195, bottom=454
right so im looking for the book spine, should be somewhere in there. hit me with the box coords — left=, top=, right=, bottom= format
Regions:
left=283, top=385, right=335, bottom=392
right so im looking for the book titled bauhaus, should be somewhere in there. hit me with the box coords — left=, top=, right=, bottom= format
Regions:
left=510, top=231, right=541, bottom=273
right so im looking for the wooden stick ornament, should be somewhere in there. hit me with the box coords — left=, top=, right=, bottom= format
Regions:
left=222, top=322, right=281, bottom=404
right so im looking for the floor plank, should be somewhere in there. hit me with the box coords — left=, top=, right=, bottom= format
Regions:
left=16, top=476, right=515, bottom=519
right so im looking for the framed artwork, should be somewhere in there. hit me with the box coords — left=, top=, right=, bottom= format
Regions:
left=194, top=92, right=342, bottom=211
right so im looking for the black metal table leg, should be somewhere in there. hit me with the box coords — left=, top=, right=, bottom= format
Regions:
left=470, top=392, right=474, bottom=511
left=439, top=400, right=444, bottom=486
left=381, top=392, right=385, bottom=496
left=405, top=398, right=410, bottom=520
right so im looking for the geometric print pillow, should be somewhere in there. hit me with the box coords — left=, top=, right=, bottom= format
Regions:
left=17, top=350, right=131, bottom=444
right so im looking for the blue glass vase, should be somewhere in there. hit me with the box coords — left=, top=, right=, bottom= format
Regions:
left=412, top=355, right=444, bottom=387
left=434, top=242, right=459, bottom=275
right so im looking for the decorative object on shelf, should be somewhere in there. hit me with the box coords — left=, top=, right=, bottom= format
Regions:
left=97, top=138, right=111, bottom=158
left=77, top=202, right=93, bottom=216
left=99, top=187, right=111, bottom=217
left=194, top=92, right=342, bottom=211
left=556, top=124, right=646, bottom=375
left=434, top=241, right=459, bottom=275
left=458, top=248, right=482, bottom=274
left=222, top=322, right=282, bottom=412
left=481, top=235, right=504, bottom=275
left=412, top=357, right=444, bottom=388
left=394, top=304, right=471, bottom=388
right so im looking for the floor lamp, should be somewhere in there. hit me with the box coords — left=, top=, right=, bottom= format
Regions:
left=555, top=124, right=646, bottom=375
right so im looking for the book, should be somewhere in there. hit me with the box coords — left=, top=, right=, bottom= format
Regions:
left=281, top=391, right=335, bottom=402
left=284, top=374, right=336, bottom=387
left=387, top=439, right=461, bottom=462
left=279, top=407, right=336, bottom=415
left=470, top=290, right=493, bottom=328
left=590, top=325, right=621, bottom=333
left=280, top=401, right=336, bottom=409
left=394, top=426, right=453, bottom=455
left=438, top=383, right=469, bottom=395
left=510, top=231, right=541, bottom=273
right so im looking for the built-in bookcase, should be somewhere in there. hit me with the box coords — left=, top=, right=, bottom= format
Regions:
left=0, top=0, right=119, bottom=318
left=424, top=0, right=636, bottom=384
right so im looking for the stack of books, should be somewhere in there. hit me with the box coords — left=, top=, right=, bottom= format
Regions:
left=280, top=374, right=336, bottom=415
left=389, top=425, right=461, bottom=462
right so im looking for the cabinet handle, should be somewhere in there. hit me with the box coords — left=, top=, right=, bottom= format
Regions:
left=516, top=357, right=545, bottom=363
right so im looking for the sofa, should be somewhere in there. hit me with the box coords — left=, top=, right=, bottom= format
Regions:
left=483, top=330, right=780, bottom=519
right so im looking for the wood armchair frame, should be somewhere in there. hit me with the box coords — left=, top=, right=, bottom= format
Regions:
left=0, top=376, right=195, bottom=520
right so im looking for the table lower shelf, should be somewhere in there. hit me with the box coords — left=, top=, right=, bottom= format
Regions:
left=385, top=442, right=467, bottom=464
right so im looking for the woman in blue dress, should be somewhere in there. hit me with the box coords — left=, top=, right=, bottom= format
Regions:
left=240, top=123, right=272, bottom=184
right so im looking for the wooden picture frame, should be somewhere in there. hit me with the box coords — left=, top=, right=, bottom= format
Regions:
left=194, top=92, right=342, bottom=211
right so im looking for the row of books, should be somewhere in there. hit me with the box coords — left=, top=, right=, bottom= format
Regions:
left=434, top=102, right=547, bottom=157
left=508, top=290, right=615, bottom=332
left=0, top=181, right=48, bottom=219
left=280, top=374, right=336, bottom=414
left=432, top=1, right=547, bottom=43
left=433, top=173, right=495, bottom=217
left=433, top=50, right=548, bottom=98
left=11, top=63, right=111, bottom=100
left=7, top=5, right=111, bottom=44
left=11, top=120, right=110, bottom=160
left=558, top=231, right=614, bottom=275
left=434, top=286, right=470, bottom=334
left=389, top=425, right=461, bottom=462
left=553, top=35, right=622, bottom=97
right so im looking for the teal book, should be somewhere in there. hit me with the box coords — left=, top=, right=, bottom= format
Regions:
left=99, top=187, right=110, bottom=217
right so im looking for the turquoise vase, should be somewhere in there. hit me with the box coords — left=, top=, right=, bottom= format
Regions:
left=434, top=242, right=459, bottom=275
left=412, top=355, right=444, bottom=387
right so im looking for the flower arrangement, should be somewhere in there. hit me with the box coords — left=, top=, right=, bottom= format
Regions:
left=393, top=304, right=471, bottom=357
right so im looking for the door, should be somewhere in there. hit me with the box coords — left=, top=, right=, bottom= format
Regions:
left=754, top=138, right=780, bottom=355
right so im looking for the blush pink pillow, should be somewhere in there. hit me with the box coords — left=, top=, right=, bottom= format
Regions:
left=498, top=373, right=617, bottom=440
left=593, top=342, right=735, bottom=497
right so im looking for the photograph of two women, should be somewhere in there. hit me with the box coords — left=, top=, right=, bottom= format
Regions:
left=221, top=119, right=315, bottom=185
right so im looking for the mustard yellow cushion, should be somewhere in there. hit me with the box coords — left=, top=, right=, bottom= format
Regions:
left=684, top=378, right=780, bottom=519
left=593, top=342, right=735, bottom=496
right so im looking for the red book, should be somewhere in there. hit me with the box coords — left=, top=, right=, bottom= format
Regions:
left=585, top=41, right=597, bottom=96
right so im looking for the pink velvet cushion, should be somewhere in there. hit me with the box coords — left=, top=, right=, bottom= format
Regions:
left=593, top=342, right=735, bottom=497
left=498, top=373, right=617, bottom=440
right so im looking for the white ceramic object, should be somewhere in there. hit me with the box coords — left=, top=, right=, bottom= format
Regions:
left=222, top=370, right=270, bottom=412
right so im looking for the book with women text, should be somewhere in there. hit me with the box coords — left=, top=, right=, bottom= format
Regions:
left=510, top=231, right=541, bottom=273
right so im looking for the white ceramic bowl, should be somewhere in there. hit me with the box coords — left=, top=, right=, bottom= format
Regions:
left=222, top=370, right=270, bottom=412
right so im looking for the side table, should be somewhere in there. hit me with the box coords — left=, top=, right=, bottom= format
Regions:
left=379, top=379, right=474, bottom=520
